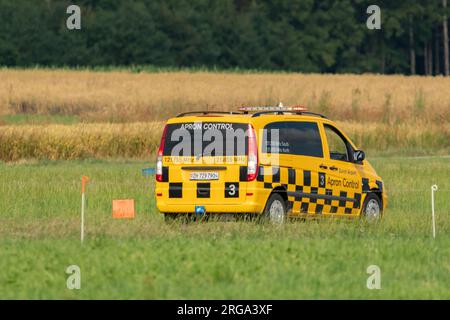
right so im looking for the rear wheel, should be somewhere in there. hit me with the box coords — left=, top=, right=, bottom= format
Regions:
left=262, top=193, right=287, bottom=224
left=361, top=193, right=382, bottom=221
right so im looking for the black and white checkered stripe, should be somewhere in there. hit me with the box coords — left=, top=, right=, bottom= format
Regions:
left=161, top=165, right=374, bottom=216
left=257, top=165, right=362, bottom=215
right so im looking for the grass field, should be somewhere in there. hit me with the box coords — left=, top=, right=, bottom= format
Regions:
left=0, top=68, right=448, bottom=299
left=0, top=157, right=448, bottom=299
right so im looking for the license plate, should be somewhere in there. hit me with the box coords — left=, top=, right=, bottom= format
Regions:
left=190, top=172, right=219, bottom=180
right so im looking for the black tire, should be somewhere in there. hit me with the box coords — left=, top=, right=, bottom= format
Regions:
left=261, top=193, right=287, bottom=224
left=361, top=193, right=382, bottom=221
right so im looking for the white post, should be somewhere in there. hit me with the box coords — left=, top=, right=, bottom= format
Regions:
left=431, top=184, right=438, bottom=239
left=80, top=176, right=89, bottom=243
left=81, top=192, right=85, bottom=243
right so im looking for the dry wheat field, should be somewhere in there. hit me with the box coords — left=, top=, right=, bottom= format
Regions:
left=0, top=68, right=449, bottom=160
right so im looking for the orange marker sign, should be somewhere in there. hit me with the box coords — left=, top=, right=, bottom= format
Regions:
left=81, top=176, right=89, bottom=193
left=112, top=199, right=135, bottom=219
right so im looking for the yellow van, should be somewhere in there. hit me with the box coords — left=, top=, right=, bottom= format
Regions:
left=155, top=106, right=387, bottom=223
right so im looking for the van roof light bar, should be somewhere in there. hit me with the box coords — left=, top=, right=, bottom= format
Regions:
left=238, top=104, right=307, bottom=113
left=238, top=104, right=327, bottom=119
left=250, top=111, right=327, bottom=119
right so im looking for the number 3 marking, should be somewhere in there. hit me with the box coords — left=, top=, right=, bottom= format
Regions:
left=229, top=184, right=236, bottom=196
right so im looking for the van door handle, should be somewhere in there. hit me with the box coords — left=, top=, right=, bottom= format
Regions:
left=319, top=164, right=328, bottom=170
left=329, top=166, right=338, bottom=171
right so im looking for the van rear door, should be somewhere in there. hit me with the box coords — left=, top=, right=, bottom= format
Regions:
left=162, top=121, right=249, bottom=205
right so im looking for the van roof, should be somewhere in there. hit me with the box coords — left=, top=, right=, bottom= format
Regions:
left=168, top=110, right=328, bottom=124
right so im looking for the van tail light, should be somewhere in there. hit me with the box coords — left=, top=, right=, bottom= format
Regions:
left=156, top=125, right=168, bottom=182
left=247, top=124, right=258, bottom=181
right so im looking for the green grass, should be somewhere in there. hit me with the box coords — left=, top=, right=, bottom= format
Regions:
left=0, top=114, right=79, bottom=125
left=0, top=157, right=449, bottom=299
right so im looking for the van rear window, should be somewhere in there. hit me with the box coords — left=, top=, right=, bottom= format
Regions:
left=163, top=122, right=248, bottom=156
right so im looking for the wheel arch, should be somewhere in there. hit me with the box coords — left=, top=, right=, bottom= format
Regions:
left=271, top=185, right=288, bottom=201
left=264, top=185, right=289, bottom=212
left=369, top=188, right=383, bottom=207
left=361, top=188, right=383, bottom=217
left=262, top=186, right=289, bottom=223
left=365, top=179, right=384, bottom=208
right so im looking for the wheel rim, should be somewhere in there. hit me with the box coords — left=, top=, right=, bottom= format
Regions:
left=365, top=198, right=380, bottom=220
left=269, top=199, right=285, bottom=224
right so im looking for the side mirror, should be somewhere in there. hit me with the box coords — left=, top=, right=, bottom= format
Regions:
left=354, top=150, right=365, bottom=162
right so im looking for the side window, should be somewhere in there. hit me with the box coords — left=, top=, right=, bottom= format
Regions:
left=324, top=124, right=352, bottom=162
left=262, top=121, right=323, bottom=158
left=262, top=122, right=287, bottom=154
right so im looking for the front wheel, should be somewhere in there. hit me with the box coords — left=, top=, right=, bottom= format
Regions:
left=262, top=193, right=287, bottom=224
left=361, top=193, right=382, bottom=221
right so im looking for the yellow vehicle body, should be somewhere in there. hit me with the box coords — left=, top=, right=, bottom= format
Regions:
left=155, top=111, right=387, bottom=218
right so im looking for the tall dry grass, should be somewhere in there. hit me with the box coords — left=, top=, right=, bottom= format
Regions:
left=1, top=69, right=450, bottom=123
left=0, top=121, right=448, bottom=161
left=0, top=122, right=162, bottom=161
left=0, top=69, right=449, bottom=160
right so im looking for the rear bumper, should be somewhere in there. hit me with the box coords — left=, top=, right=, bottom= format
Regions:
left=156, top=201, right=265, bottom=214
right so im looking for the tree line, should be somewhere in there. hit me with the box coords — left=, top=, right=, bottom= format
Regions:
left=0, top=0, right=449, bottom=75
